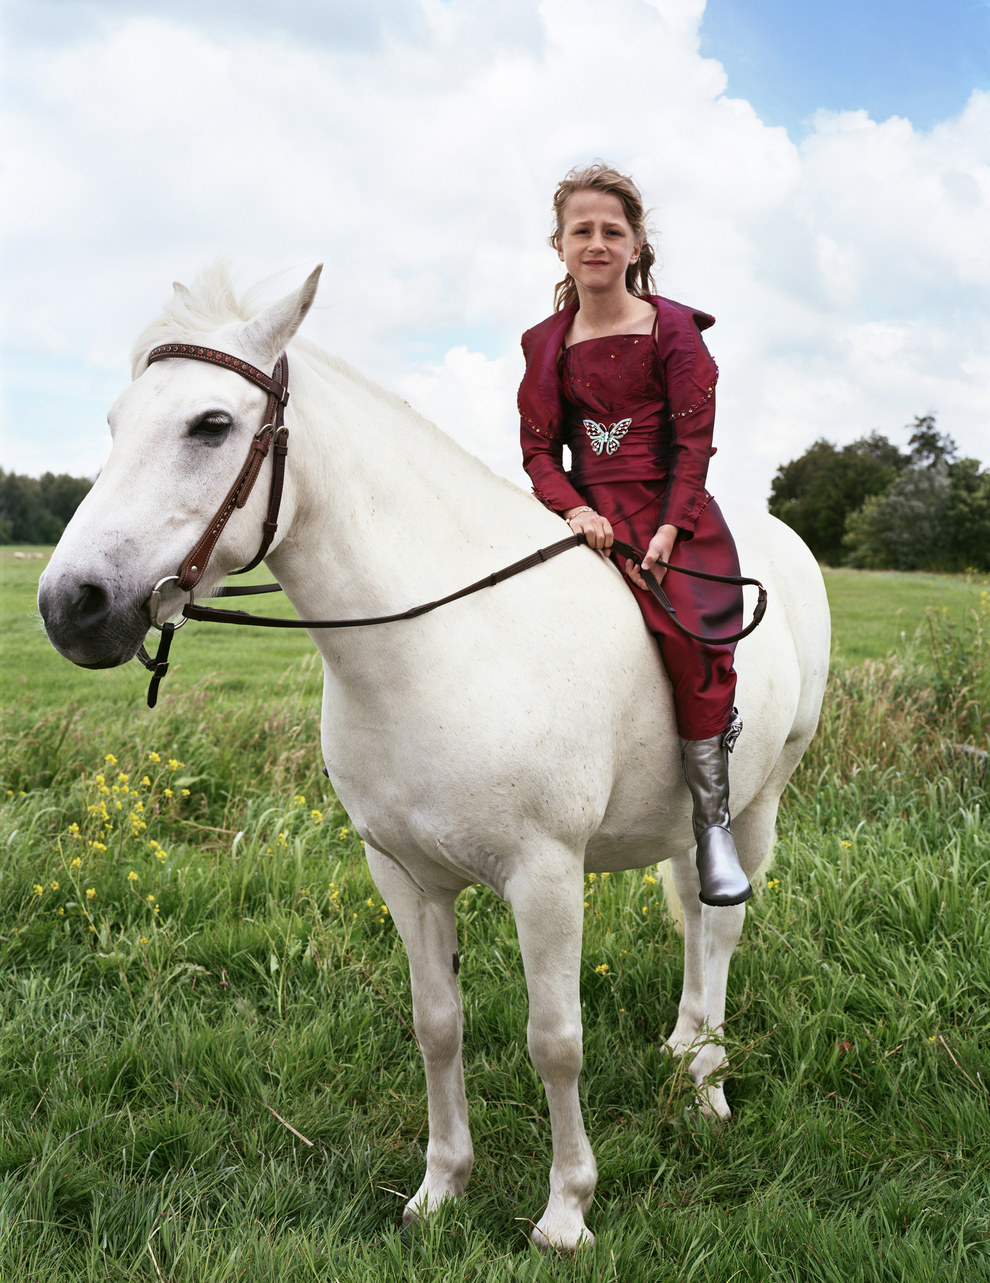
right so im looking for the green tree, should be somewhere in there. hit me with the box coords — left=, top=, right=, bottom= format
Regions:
left=907, top=414, right=957, bottom=468
left=768, top=433, right=907, bottom=563
left=945, top=457, right=990, bottom=571
left=38, top=472, right=93, bottom=527
left=843, top=460, right=954, bottom=570
left=0, top=469, right=92, bottom=543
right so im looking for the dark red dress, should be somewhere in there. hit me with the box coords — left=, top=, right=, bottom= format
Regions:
left=517, top=297, right=741, bottom=740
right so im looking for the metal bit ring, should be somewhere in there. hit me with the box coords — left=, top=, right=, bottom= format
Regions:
left=147, top=576, right=194, bottom=631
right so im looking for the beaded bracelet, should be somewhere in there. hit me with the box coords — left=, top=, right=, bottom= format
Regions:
left=566, top=507, right=595, bottom=523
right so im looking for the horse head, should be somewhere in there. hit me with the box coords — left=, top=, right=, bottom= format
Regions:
left=38, top=266, right=322, bottom=668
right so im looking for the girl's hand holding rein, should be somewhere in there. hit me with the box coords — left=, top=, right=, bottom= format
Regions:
left=565, top=506, right=613, bottom=554
left=626, top=523, right=677, bottom=589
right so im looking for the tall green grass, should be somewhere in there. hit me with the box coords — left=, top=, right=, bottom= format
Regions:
left=1, top=552, right=988, bottom=1280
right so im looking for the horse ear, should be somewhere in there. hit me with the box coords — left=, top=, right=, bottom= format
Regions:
left=172, top=281, right=192, bottom=300
left=239, top=265, right=323, bottom=362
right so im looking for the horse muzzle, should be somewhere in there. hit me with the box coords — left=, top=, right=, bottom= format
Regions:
left=38, top=570, right=150, bottom=669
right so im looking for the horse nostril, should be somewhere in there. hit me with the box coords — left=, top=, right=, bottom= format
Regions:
left=72, top=581, right=112, bottom=630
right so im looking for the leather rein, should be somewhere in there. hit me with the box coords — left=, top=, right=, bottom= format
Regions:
left=136, top=343, right=767, bottom=708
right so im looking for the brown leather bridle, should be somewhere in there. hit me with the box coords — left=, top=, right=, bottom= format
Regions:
left=135, top=341, right=767, bottom=709
left=145, top=343, right=291, bottom=593
left=137, top=343, right=290, bottom=702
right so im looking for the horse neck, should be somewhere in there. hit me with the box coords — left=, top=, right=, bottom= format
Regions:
left=264, top=345, right=538, bottom=628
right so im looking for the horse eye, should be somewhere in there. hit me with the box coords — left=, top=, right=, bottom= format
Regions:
left=189, top=412, right=233, bottom=442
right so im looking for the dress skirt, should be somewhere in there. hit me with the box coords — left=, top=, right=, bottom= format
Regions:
left=582, top=481, right=743, bottom=741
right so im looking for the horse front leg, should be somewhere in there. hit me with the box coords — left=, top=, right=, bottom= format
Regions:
left=506, top=856, right=597, bottom=1251
left=364, top=846, right=474, bottom=1225
left=664, top=848, right=745, bottom=1121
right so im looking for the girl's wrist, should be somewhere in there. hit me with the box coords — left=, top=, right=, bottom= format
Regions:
left=566, top=506, right=595, bottom=522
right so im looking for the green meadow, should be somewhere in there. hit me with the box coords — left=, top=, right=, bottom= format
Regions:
left=1, top=548, right=988, bottom=1282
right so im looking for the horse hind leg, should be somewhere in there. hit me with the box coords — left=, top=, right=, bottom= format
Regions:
left=663, top=788, right=780, bottom=1120
left=364, top=846, right=474, bottom=1226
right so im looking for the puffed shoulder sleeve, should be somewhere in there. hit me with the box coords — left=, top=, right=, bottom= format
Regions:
left=518, top=312, right=588, bottom=515
left=655, top=299, right=720, bottom=536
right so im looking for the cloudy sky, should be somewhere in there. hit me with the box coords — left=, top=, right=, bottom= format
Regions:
left=3, top=0, right=989, bottom=505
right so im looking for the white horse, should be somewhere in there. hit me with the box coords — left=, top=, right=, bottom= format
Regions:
left=39, top=266, right=829, bottom=1250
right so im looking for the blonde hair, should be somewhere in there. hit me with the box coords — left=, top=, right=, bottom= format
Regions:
left=550, top=162, right=657, bottom=311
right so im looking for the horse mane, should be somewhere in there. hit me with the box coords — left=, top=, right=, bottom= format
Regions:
left=130, top=262, right=283, bottom=377
left=129, top=262, right=524, bottom=497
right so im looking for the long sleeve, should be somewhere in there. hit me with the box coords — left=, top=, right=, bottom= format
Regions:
left=520, top=423, right=589, bottom=514
left=517, top=307, right=587, bottom=514
left=654, top=299, right=719, bottom=535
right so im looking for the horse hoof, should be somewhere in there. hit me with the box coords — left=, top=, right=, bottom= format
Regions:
left=530, top=1223, right=595, bottom=1253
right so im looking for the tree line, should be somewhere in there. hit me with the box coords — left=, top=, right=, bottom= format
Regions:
left=0, top=470, right=93, bottom=544
left=3, top=415, right=988, bottom=572
left=768, top=416, right=990, bottom=572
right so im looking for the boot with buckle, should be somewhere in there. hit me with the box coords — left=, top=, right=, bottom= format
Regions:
left=680, top=710, right=752, bottom=907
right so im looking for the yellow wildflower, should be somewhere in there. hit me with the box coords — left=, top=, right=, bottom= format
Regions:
left=148, top=752, right=161, bottom=764
left=70, top=857, right=82, bottom=871
left=49, top=880, right=59, bottom=892
left=33, top=884, right=44, bottom=897
left=86, top=887, right=97, bottom=900
left=338, top=827, right=349, bottom=839
left=104, top=754, right=117, bottom=765
left=310, top=810, right=323, bottom=823
left=127, top=871, right=138, bottom=883
left=595, top=963, right=609, bottom=975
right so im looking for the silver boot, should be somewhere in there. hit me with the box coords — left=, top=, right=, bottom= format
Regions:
left=681, top=711, right=752, bottom=907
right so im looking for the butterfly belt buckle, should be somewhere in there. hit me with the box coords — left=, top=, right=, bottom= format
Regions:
left=584, top=417, right=631, bottom=456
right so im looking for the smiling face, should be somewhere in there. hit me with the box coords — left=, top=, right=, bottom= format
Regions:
left=555, top=189, right=642, bottom=299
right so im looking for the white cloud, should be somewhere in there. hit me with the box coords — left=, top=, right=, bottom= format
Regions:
left=2, top=0, right=988, bottom=499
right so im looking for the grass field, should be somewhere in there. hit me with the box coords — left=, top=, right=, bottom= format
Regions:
left=1, top=549, right=988, bottom=1281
